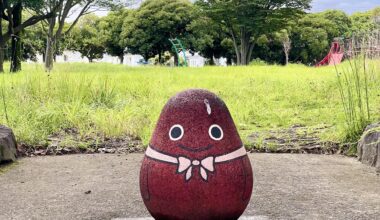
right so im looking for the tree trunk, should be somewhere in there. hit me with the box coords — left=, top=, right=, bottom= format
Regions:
left=283, top=40, right=291, bottom=66
left=240, top=43, right=250, bottom=65
left=45, top=36, right=55, bottom=71
left=209, top=56, right=215, bottom=65
left=0, top=5, right=4, bottom=73
left=229, top=26, right=253, bottom=65
left=229, top=28, right=241, bottom=65
left=285, top=51, right=289, bottom=65
left=240, top=28, right=247, bottom=65
left=0, top=42, right=4, bottom=73
left=174, top=53, right=179, bottom=66
left=45, top=18, right=56, bottom=72
left=10, top=3, right=22, bottom=73
left=119, top=54, right=124, bottom=64
left=247, top=43, right=254, bottom=64
left=239, top=28, right=253, bottom=65
left=226, top=56, right=232, bottom=66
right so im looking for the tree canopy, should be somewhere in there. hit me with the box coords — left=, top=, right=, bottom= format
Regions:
left=187, top=7, right=235, bottom=65
left=69, top=14, right=105, bottom=62
left=0, top=1, right=379, bottom=70
left=98, top=9, right=129, bottom=63
left=196, top=0, right=311, bottom=65
left=120, top=0, right=194, bottom=61
left=0, top=0, right=57, bottom=72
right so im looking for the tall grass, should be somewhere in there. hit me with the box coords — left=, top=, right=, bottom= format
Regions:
left=0, top=74, right=9, bottom=124
left=335, top=57, right=378, bottom=152
left=0, top=62, right=379, bottom=148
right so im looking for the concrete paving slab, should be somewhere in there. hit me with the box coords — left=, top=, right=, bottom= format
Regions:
left=0, top=153, right=379, bottom=220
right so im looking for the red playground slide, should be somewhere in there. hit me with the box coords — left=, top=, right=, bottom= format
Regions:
left=316, top=41, right=344, bottom=67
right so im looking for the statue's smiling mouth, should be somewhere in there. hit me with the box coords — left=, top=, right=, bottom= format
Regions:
left=177, top=144, right=213, bottom=152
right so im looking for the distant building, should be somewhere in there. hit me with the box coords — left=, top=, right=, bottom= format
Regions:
left=56, top=51, right=89, bottom=63
left=124, top=54, right=145, bottom=66
left=40, top=50, right=148, bottom=66
left=32, top=50, right=227, bottom=67
left=186, top=52, right=205, bottom=67
left=101, top=54, right=123, bottom=64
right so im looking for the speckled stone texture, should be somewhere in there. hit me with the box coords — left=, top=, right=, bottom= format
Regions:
left=140, top=89, right=253, bottom=220
left=0, top=125, right=17, bottom=163
left=358, top=122, right=380, bottom=172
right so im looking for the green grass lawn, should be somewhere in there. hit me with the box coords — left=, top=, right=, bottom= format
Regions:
left=0, top=62, right=379, bottom=149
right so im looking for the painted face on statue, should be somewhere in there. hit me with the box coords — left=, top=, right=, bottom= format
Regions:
left=149, top=89, right=243, bottom=159
left=140, top=89, right=253, bottom=219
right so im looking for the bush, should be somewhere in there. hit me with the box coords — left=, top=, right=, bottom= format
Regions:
left=249, top=58, right=268, bottom=66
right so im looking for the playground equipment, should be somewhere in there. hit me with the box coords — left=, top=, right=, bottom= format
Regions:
left=169, top=38, right=188, bottom=67
left=316, top=40, right=344, bottom=67
left=317, top=31, right=380, bottom=67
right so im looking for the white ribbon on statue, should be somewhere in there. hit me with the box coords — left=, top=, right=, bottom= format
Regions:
left=145, top=145, right=247, bottom=181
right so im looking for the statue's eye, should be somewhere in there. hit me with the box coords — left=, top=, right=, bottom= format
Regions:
left=169, top=124, right=184, bottom=141
left=209, top=124, right=223, bottom=141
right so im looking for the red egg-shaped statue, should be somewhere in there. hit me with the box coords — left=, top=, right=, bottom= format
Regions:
left=140, top=89, right=253, bottom=220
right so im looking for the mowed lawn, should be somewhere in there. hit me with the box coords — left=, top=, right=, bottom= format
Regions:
left=0, top=63, right=379, bottom=147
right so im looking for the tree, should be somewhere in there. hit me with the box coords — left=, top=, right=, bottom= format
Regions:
left=69, top=14, right=105, bottom=62
left=321, top=10, right=351, bottom=38
left=249, top=33, right=281, bottom=65
left=288, top=10, right=351, bottom=65
left=0, top=0, right=57, bottom=72
left=9, top=3, right=22, bottom=72
left=291, top=13, right=339, bottom=64
left=373, top=7, right=380, bottom=29
left=35, top=0, right=121, bottom=71
left=187, top=8, right=235, bottom=65
left=275, top=29, right=291, bottom=65
left=23, top=20, right=46, bottom=61
left=120, top=0, right=194, bottom=63
left=350, top=8, right=378, bottom=34
left=98, top=9, right=128, bottom=64
left=197, top=0, right=311, bottom=65
left=23, top=19, right=73, bottom=62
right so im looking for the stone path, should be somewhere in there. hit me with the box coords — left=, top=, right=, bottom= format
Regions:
left=0, top=153, right=379, bottom=220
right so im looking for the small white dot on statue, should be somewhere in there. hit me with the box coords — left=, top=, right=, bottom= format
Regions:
left=204, top=99, right=211, bottom=115
left=192, top=160, right=200, bottom=166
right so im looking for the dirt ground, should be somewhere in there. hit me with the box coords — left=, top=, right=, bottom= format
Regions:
left=0, top=153, right=379, bottom=220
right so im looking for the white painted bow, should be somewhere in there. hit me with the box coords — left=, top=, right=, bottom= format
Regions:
left=177, top=156, right=214, bottom=181
left=145, top=145, right=247, bottom=182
